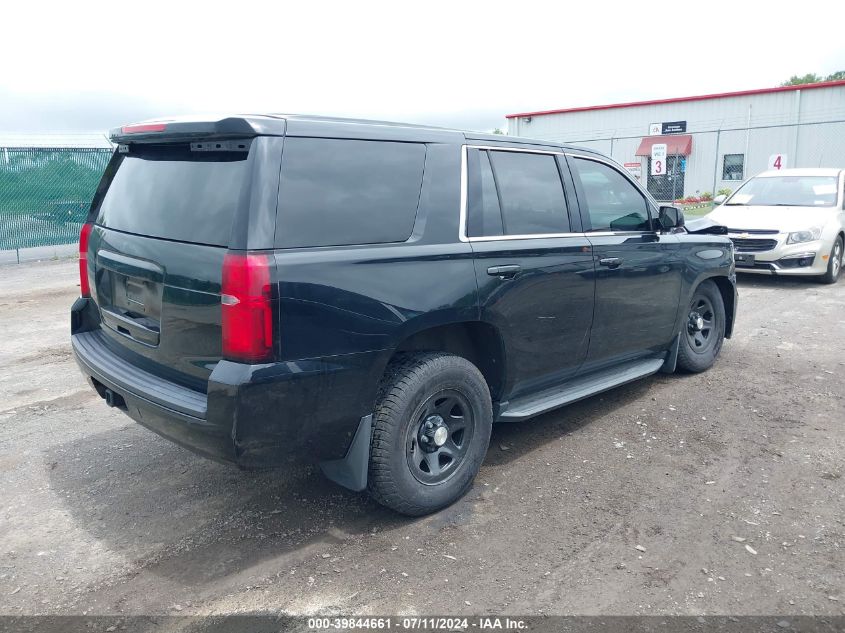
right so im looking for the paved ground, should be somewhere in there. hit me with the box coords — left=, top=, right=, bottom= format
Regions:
left=0, top=259, right=843, bottom=616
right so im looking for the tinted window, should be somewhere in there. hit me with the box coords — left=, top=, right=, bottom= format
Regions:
left=276, top=138, right=425, bottom=248
left=96, top=146, right=247, bottom=246
left=572, top=157, right=651, bottom=231
left=466, top=150, right=504, bottom=237
left=488, top=151, right=570, bottom=235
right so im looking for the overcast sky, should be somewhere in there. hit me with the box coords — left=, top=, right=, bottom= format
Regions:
left=2, top=0, right=844, bottom=135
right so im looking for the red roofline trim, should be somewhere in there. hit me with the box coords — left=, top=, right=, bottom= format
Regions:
left=504, top=80, right=845, bottom=119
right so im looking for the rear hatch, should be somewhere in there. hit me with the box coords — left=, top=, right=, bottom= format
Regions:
left=88, top=137, right=261, bottom=390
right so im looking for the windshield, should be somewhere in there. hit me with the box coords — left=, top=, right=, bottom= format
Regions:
left=726, top=175, right=838, bottom=207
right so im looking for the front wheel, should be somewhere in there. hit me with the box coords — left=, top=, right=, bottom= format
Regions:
left=819, top=236, right=843, bottom=285
left=676, top=280, right=726, bottom=373
left=368, top=353, right=493, bottom=516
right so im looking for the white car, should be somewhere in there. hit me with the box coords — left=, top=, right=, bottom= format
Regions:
left=707, top=168, right=845, bottom=283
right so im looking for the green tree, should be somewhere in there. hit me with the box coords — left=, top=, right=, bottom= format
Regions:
left=780, top=71, right=845, bottom=86
left=781, top=73, right=823, bottom=86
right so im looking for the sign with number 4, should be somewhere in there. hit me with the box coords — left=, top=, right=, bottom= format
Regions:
left=651, top=144, right=668, bottom=176
left=768, top=154, right=787, bottom=170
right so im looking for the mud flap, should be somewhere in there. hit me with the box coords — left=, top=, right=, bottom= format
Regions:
left=319, top=414, right=372, bottom=492
left=660, top=333, right=680, bottom=374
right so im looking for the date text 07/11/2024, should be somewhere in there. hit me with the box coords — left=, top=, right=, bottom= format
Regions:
left=307, top=617, right=528, bottom=630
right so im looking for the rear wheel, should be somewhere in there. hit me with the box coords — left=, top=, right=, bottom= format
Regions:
left=819, top=236, right=843, bottom=285
left=677, top=280, right=725, bottom=373
left=368, top=353, right=492, bottom=516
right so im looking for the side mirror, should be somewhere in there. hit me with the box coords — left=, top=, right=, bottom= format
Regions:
left=658, top=205, right=685, bottom=231
left=712, top=194, right=727, bottom=205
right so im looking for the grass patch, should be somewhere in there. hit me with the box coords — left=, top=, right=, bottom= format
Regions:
left=680, top=203, right=714, bottom=218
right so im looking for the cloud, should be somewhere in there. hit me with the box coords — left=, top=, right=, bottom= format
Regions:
left=0, top=88, right=511, bottom=134
left=1, top=1, right=843, bottom=136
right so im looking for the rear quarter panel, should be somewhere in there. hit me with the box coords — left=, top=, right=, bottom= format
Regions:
left=267, top=142, right=477, bottom=457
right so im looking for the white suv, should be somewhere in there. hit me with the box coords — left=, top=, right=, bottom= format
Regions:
left=708, top=168, right=844, bottom=283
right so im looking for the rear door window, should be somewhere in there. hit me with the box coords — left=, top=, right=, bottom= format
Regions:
left=487, top=150, right=570, bottom=235
left=96, top=144, right=249, bottom=247
left=466, top=149, right=504, bottom=237
left=275, top=138, right=426, bottom=248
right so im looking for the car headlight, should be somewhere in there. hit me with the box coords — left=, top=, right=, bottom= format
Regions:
left=786, top=227, right=822, bottom=244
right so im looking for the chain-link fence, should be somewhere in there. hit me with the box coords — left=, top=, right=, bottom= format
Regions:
left=1, top=146, right=112, bottom=261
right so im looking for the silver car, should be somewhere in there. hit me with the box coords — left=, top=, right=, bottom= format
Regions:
left=708, top=168, right=845, bottom=283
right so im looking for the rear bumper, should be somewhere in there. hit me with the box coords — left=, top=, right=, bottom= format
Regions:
left=71, top=298, right=383, bottom=468
left=72, top=328, right=233, bottom=462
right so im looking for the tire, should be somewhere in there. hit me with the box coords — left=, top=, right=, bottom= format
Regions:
left=819, top=236, right=843, bottom=285
left=368, top=352, right=493, bottom=516
left=676, top=280, right=726, bottom=374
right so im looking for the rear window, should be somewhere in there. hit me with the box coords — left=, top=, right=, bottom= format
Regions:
left=275, top=138, right=426, bottom=248
left=95, top=145, right=248, bottom=246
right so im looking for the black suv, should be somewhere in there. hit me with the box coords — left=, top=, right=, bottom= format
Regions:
left=71, top=115, right=737, bottom=515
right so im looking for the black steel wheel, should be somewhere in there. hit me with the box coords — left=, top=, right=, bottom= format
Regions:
left=685, top=295, right=717, bottom=354
left=368, top=353, right=492, bottom=516
left=404, top=390, right=475, bottom=486
left=677, top=280, right=725, bottom=373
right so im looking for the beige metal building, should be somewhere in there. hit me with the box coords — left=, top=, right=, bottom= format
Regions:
left=506, top=80, right=845, bottom=201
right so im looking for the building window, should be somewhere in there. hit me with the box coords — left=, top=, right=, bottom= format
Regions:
left=723, top=154, right=744, bottom=181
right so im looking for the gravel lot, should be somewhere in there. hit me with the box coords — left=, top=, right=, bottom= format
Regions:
left=0, top=258, right=843, bottom=616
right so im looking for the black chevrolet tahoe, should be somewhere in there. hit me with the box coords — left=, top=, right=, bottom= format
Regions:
left=71, top=114, right=737, bottom=515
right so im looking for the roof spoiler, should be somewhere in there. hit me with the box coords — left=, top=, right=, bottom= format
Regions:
left=109, top=116, right=286, bottom=144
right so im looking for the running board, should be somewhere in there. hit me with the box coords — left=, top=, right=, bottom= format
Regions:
left=497, top=358, right=665, bottom=422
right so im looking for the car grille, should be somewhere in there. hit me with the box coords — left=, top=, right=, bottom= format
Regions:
left=726, top=228, right=779, bottom=235
left=730, top=237, right=778, bottom=252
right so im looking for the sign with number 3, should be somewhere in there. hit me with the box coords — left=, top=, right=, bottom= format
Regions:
left=768, top=154, right=787, bottom=170
left=651, top=144, right=667, bottom=176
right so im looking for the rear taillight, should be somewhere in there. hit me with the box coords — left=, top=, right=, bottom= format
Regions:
left=221, top=252, right=273, bottom=363
left=79, top=223, right=93, bottom=297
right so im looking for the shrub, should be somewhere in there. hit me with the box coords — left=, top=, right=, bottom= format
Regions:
left=675, top=196, right=703, bottom=205
left=717, top=187, right=733, bottom=197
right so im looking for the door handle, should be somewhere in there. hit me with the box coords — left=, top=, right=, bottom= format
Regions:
left=487, top=264, right=521, bottom=279
left=599, top=257, right=623, bottom=269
